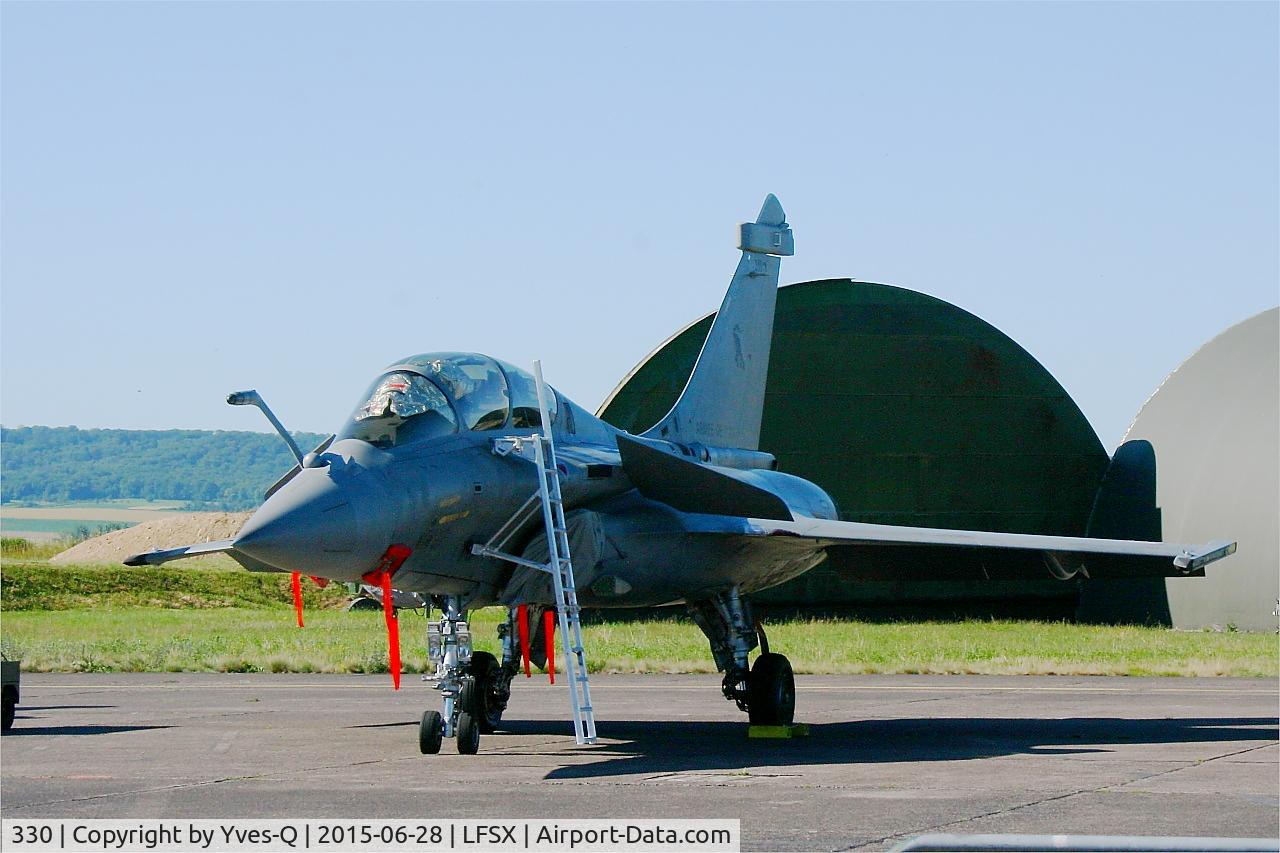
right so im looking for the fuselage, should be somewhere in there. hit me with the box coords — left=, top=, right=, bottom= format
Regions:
left=231, top=352, right=835, bottom=609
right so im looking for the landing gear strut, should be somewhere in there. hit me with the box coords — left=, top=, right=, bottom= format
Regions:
left=689, top=587, right=794, bottom=726
left=419, top=596, right=465, bottom=754
left=419, top=597, right=519, bottom=755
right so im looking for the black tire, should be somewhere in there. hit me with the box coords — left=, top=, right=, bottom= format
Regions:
left=455, top=679, right=480, bottom=754
left=1, top=697, right=14, bottom=733
left=747, top=653, right=795, bottom=726
left=346, top=597, right=381, bottom=612
left=468, top=651, right=505, bottom=734
left=456, top=710, right=480, bottom=754
left=418, top=710, right=443, bottom=754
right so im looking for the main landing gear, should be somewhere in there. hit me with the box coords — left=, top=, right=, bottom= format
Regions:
left=689, top=587, right=794, bottom=726
left=419, top=596, right=518, bottom=755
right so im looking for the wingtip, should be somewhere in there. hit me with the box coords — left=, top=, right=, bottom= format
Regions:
left=1174, top=539, right=1238, bottom=571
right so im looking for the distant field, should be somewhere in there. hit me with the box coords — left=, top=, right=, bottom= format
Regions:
left=0, top=518, right=132, bottom=538
left=2, top=506, right=181, bottom=521
left=0, top=528, right=62, bottom=543
left=0, top=503, right=186, bottom=541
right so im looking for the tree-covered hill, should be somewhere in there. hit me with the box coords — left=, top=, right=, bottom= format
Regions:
left=1, top=426, right=328, bottom=510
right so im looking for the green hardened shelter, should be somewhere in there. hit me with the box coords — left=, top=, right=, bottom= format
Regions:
left=598, top=279, right=1111, bottom=612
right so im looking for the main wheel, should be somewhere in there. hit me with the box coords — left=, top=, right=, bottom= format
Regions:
left=1, top=697, right=14, bottom=733
left=455, top=679, right=481, bottom=754
left=418, top=710, right=443, bottom=754
left=747, top=653, right=795, bottom=726
left=468, top=651, right=506, bottom=734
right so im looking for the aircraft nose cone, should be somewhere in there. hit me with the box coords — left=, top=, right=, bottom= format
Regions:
left=234, top=468, right=359, bottom=575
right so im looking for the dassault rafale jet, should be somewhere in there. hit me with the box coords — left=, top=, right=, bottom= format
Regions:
left=127, top=195, right=1237, bottom=755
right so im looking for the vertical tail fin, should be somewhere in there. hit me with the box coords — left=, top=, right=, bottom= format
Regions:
left=641, top=194, right=793, bottom=451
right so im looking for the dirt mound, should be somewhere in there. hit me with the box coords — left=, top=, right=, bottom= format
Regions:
left=51, top=512, right=252, bottom=565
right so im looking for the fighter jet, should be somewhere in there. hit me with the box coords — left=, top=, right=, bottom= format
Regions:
left=126, top=195, right=1236, bottom=754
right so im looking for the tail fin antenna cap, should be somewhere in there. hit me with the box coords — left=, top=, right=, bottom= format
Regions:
left=739, top=193, right=793, bottom=256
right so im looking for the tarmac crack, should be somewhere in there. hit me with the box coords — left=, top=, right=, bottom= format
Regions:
left=836, top=741, right=1279, bottom=853
left=836, top=787, right=1108, bottom=852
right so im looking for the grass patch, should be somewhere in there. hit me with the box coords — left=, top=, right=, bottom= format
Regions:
left=1, top=608, right=1275, bottom=677
left=2, top=538, right=70, bottom=561
left=1, top=609, right=489, bottom=674
left=3, top=561, right=1275, bottom=677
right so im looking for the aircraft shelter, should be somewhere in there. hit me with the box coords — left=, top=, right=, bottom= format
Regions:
left=599, top=279, right=1276, bottom=627
left=1077, top=308, right=1279, bottom=631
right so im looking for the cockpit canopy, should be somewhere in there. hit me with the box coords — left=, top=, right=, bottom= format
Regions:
left=338, top=352, right=558, bottom=449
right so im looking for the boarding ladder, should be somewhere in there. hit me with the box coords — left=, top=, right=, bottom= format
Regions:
left=470, top=361, right=597, bottom=745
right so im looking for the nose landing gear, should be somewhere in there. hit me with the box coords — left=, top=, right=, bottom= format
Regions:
left=419, top=597, right=518, bottom=755
left=419, top=596, right=475, bottom=754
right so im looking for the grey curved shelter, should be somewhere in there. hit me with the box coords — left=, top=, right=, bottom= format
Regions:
left=600, top=279, right=1113, bottom=612
left=1103, top=308, right=1278, bottom=630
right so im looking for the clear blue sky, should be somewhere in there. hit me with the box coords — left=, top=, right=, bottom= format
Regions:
left=3, top=2, right=1276, bottom=452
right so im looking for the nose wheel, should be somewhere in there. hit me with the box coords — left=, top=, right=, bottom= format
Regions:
left=419, top=710, right=443, bottom=754
left=454, top=679, right=481, bottom=754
